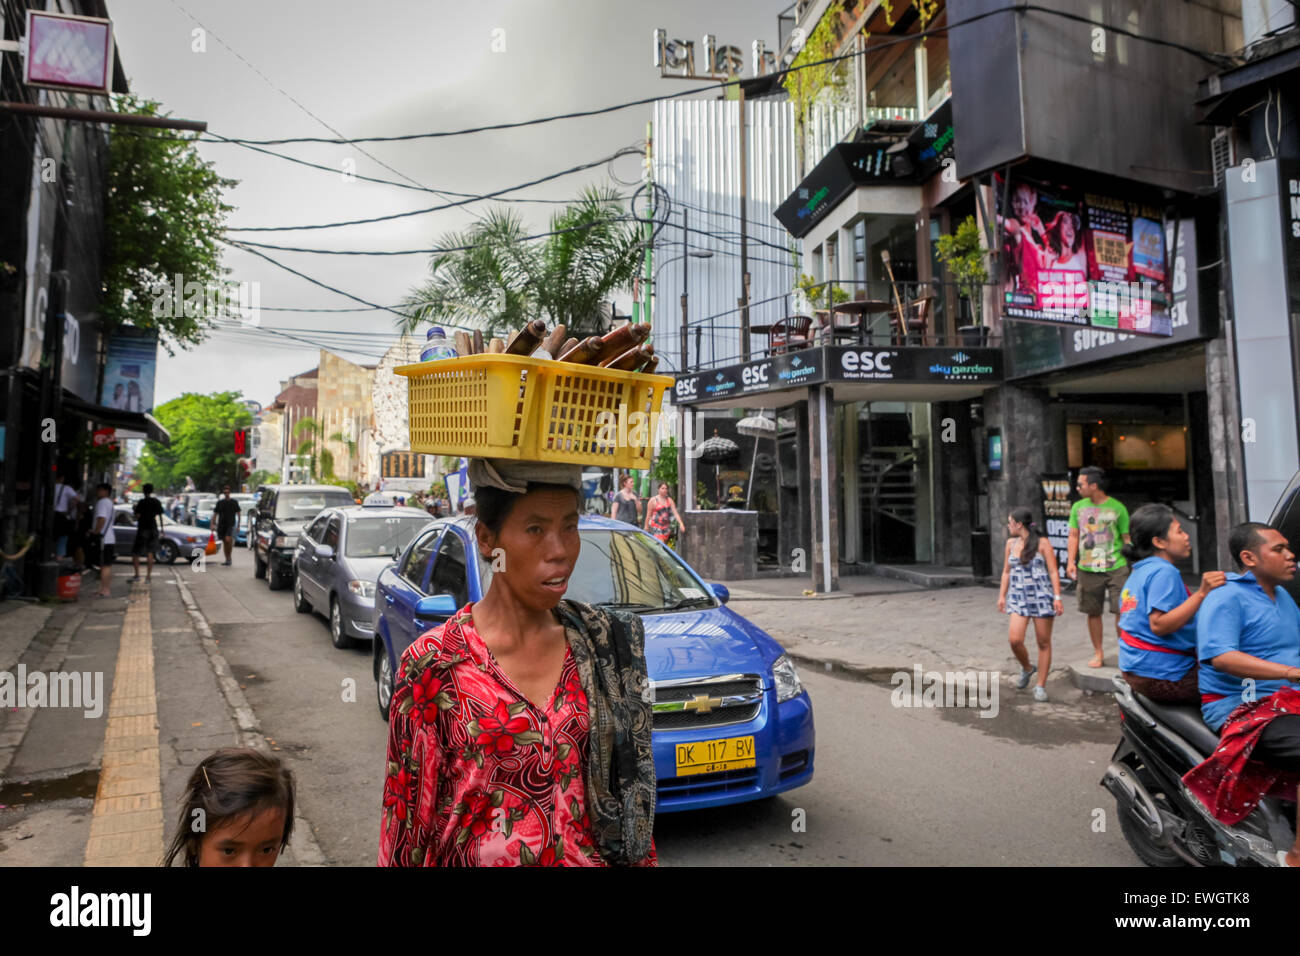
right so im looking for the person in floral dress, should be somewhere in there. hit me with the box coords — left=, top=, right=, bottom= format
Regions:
left=378, top=460, right=657, bottom=867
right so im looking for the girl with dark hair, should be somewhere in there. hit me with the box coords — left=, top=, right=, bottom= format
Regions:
left=162, top=747, right=295, bottom=867
left=378, top=459, right=656, bottom=867
left=1116, top=503, right=1225, bottom=703
left=997, top=507, right=1062, bottom=701
left=1043, top=211, right=1084, bottom=270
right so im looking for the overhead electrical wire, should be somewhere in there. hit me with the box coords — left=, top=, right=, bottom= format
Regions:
left=166, top=3, right=1232, bottom=149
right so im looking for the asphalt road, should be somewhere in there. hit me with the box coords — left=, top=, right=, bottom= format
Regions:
left=185, top=545, right=1139, bottom=867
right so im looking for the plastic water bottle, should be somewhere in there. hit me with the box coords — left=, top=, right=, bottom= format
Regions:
left=420, top=326, right=459, bottom=362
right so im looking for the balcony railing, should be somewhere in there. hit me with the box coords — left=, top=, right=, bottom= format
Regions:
left=679, top=278, right=1001, bottom=372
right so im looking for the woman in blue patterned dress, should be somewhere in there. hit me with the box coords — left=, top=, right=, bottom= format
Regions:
left=997, top=507, right=1063, bottom=701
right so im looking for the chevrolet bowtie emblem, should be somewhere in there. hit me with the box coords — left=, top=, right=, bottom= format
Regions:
left=683, top=694, right=723, bottom=714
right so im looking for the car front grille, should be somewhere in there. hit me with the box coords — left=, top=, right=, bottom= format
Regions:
left=651, top=675, right=763, bottom=730
left=657, top=767, right=761, bottom=804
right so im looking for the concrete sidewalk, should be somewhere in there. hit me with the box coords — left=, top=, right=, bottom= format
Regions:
left=0, top=564, right=322, bottom=866
left=721, top=576, right=1123, bottom=691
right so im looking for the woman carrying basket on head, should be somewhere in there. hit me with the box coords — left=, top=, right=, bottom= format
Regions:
left=378, top=459, right=657, bottom=867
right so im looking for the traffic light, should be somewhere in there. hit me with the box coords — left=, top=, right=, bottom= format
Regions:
left=233, top=428, right=247, bottom=455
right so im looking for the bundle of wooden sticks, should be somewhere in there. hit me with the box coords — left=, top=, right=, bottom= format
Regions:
left=449, top=320, right=659, bottom=374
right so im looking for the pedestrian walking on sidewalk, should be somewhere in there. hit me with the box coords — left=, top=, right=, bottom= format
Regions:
left=1117, top=504, right=1225, bottom=704
left=213, top=486, right=241, bottom=566
left=378, top=458, right=656, bottom=867
left=612, top=474, right=642, bottom=527
left=998, top=507, right=1062, bottom=701
left=645, top=482, right=685, bottom=546
left=163, top=748, right=296, bottom=866
left=85, top=483, right=116, bottom=597
left=1067, top=467, right=1131, bottom=668
left=131, top=483, right=165, bottom=582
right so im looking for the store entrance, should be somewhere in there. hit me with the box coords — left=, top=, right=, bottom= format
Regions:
left=857, top=403, right=918, bottom=565
left=1060, top=393, right=1212, bottom=572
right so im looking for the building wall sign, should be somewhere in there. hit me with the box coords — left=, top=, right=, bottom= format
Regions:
left=1005, top=218, right=1208, bottom=379
left=674, top=346, right=1003, bottom=404
left=775, top=143, right=900, bottom=238
left=997, top=172, right=1173, bottom=336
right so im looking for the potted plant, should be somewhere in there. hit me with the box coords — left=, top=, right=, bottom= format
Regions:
left=935, top=216, right=990, bottom=346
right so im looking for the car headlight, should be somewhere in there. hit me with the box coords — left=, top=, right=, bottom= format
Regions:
left=184, top=535, right=199, bottom=543
left=773, top=654, right=804, bottom=703
left=273, top=535, right=296, bottom=549
left=347, top=579, right=375, bottom=599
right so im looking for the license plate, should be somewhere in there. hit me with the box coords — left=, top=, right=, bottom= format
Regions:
left=674, top=736, right=756, bottom=776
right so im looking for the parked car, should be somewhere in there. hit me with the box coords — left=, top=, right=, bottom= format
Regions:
left=371, top=515, right=815, bottom=813
left=1269, top=469, right=1300, bottom=605
left=109, top=505, right=210, bottom=564
left=292, top=504, right=433, bottom=648
left=252, top=484, right=358, bottom=590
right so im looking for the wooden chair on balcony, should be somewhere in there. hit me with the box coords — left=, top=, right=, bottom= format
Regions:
left=904, top=295, right=933, bottom=346
left=766, top=315, right=813, bottom=355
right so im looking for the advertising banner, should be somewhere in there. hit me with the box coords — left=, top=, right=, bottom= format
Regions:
left=1040, top=472, right=1075, bottom=586
left=996, top=173, right=1172, bottom=336
left=100, top=327, right=158, bottom=413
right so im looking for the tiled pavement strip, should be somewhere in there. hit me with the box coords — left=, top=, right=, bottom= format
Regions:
left=84, top=580, right=163, bottom=866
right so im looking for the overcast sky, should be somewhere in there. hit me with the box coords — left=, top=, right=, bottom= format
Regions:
left=107, top=0, right=784, bottom=408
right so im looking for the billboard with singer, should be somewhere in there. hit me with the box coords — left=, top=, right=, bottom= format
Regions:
left=996, top=173, right=1173, bottom=336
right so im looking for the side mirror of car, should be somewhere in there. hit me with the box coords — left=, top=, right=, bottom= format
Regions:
left=708, top=583, right=730, bottom=605
left=314, top=544, right=334, bottom=560
left=415, top=594, right=458, bottom=619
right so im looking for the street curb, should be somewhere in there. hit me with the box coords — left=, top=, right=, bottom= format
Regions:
left=171, top=571, right=328, bottom=867
left=1066, top=660, right=1122, bottom=694
left=726, top=587, right=926, bottom=602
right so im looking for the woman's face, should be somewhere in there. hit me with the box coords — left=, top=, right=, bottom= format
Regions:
left=1007, top=515, right=1024, bottom=535
left=1059, top=216, right=1075, bottom=249
left=477, top=487, right=580, bottom=610
left=1156, top=518, right=1191, bottom=560
left=658, top=483, right=668, bottom=497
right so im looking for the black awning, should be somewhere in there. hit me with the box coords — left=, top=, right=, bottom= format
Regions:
left=61, top=391, right=171, bottom=445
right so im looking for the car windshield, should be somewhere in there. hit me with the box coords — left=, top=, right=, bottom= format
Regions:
left=535, top=529, right=715, bottom=613
left=275, top=490, right=355, bottom=518
left=345, top=515, right=431, bottom=557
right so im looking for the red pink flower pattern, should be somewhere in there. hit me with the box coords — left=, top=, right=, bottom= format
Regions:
left=378, top=605, right=657, bottom=867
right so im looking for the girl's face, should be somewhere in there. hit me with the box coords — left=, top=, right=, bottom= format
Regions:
left=1007, top=515, right=1024, bottom=535
left=658, top=483, right=669, bottom=497
left=1059, top=216, right=1075, bottom=249
left=1155, top=518, right=1192, bottom=560
left=198, top=807, right=286, bottom=867
left=476, top=487, right=580, bottom=611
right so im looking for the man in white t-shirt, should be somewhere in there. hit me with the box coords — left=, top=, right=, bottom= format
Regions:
left=88, top=482, right=116, bottom=597
left=53, top=474, right=79, bottom=557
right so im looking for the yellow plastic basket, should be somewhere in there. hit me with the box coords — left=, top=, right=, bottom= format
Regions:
left=396, top=353, right=673, bottom=469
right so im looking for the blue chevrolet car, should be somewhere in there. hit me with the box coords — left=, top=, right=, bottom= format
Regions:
left=372, top=515, right=814, bottom=813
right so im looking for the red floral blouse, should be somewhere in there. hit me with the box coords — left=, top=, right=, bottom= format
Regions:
left=378, top=605, right=657, bottom=866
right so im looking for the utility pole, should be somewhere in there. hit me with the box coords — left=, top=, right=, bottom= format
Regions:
left=737, top=83, right=750, bottom=362
left=680, top=208, right=689, bottom=371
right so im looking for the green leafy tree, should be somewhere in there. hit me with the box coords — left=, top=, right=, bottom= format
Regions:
left=102, top=95, right=238, bottom=354
left=398, top=186, right=642, bottom=341
left=247, top=469, right=277, bottom=489
left=137, top=392, right=253, bottom=490
left=935, top=216, right=989, bottom=325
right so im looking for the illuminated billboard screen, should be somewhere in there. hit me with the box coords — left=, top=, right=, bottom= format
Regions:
left=24, top=11, right=115, bottom=95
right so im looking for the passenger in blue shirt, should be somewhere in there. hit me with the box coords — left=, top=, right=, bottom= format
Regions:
left=1118, top=504, right=1225, bottom=703
left=1198, top=523, right=1300, bottom=730
left=1194, top=522, right=1300, bottom=865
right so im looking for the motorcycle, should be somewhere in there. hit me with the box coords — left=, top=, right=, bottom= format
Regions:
left=1102, top=674, right=1293, bottom=867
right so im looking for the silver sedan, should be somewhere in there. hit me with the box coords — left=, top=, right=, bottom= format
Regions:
left=291, top=505, right=433, bottom=649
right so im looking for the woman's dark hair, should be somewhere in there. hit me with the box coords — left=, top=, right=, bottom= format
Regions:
left=1044, top=210, right=1082, bottom=257
left=1010, top=506, right=1041, bottom=565
left=163, top=747, right=295, bottom=867
left=474, top=482, right=581, bottom=535
left=1121, top=503, right=1176, bottom=563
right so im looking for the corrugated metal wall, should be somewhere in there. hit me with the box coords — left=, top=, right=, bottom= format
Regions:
left=650, top=98, right=801, bottom=373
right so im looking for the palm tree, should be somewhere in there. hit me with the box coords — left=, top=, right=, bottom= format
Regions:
left=398, top=186, right=643, bottom=341
left=293, top=417, right=321, bottom=481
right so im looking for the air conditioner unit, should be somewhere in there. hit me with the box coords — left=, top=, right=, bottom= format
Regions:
left=1211, top=127, right=1237, bottom=186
